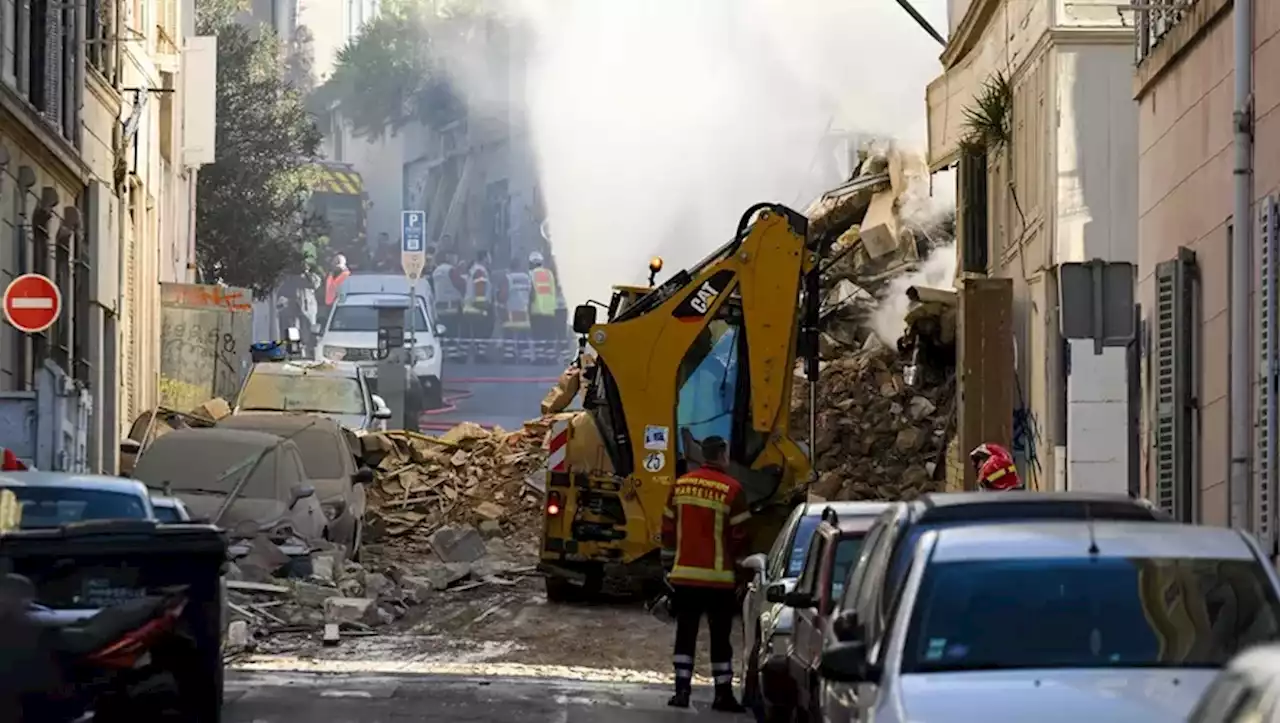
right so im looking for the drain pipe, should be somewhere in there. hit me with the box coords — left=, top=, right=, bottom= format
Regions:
left=1229, top=0, right=1255, bottom=530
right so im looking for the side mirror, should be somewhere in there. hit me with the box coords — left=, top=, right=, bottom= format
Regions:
left=352, top=468, right=375, bottom=485
left=832, top=609, right=860, bottom=641
left=288, top=483, right=317, bottom=509
left=120, top=438, right=142, bottom=455
left=820, top=640, right=878, bottom=684
left=784, top=590, right=816, bottom=609
left=436, top=323, right=447, bottom=336
left=741, top=553, right=767, bottom=574
left=765, top=582, right=788, bottom=604
left=572, top=304, right=597, bottom=334
left=371, top=394, right=393, bottom=420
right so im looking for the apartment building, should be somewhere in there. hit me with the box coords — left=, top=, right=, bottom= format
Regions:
left=926, top=0, right=1140, bottom=492
left=1133, top=0, right=1277, bottom=539
left=0, top=0, right=212, bottom=472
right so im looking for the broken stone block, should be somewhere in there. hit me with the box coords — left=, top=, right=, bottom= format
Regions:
left=292, top=580, right=337, bottom=607
left=311, top=552, right=337, bottom=582
left=363, top=572, right=394, bottom=598
left=894, top=428, right=922, bottom=453
left=375, top=606, right=396, bottom=626
left=323, top=596, right=380, bottom=626
left=417, top=561, right=472, bottom=590
left=429, top=525, right=488, bottom=563
left=226, top=620, right=249, bottom=650
left=908, top=396, right=937, bottom=421
left=478, top=520, right=502, bottom=538
left=337, top=577, right=363, bottom=597
left=473, top=501, right=505, bottom=521
left=398, top=575, right=435, bottom=603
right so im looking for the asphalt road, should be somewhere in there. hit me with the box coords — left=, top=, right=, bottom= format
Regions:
left=225, top=671, right=747, bottom=722
left=420, top=359, right=573, bottom=433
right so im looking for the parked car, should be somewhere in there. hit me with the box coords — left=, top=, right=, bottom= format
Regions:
left=739, top=501, right=890, bottom=718
left=1187, top=644, right=1280, bottom=723
left=216, top=413, right=374, bottom=559
left=837, top=491, right=1172, bottom=686
left=149, top=495, right=192, bottom=523
left=318, top=291, right=444, bottom=410
left=818, top=520, right=1280, bottom=723
left=764, top=506, right=882, bottom=723
left=235, top=357, right=392, bottom=432
left=129, top=428, right=327, bottom=546
left=0, top=473, right=156, bottom=528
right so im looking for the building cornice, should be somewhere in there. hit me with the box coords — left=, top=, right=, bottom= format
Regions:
left=0, top=83, right=89, bottom=190
left=1133, top=0, right=1231, bottom=98
left=941, top=0, right=1003, bottom=67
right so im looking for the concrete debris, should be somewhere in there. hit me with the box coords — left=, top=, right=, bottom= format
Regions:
left=360, top=419, right=561, bottom=552
left=323, top=597, right=380, bottom=626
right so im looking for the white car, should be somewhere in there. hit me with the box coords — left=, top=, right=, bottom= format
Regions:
left=819, top=520, right=1280, bottom=723
left=1187, top=644, right=1280, bottom=723
left=319, top=291, right=444, bottom=409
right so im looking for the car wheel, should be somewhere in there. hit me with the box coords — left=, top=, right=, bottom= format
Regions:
left=422, top=380, right=443, bottom=411
left=544, top=575, right=579, bottom=603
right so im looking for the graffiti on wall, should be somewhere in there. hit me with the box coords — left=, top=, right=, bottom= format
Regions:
left=159, top=283, right=253, bottom=412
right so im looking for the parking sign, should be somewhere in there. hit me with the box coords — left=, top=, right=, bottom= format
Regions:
left=401, top=210, right=427, bottom=280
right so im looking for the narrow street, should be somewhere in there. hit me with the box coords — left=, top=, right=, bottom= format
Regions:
left=225, top=671, right=745, bottom=722
left=420, top=359, right=570, bottom=434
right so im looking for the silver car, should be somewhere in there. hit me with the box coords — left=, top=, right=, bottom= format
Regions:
left=0, top=472, right=157, bottom=527
left=819, top=520, right=1280, bottom=723
left=235, top=358, right=392, bottom=432
left=739, top=501, right=890, bottom=712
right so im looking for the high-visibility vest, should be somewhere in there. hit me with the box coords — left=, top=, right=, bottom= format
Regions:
left=463, top=264, right=491, bottom=313
left=660, top=465, right=751, bottom=589
left=324, top=269, right=350, bottom=305
left=432, top=263, right=462, bottom=312
left=504, top=272, right=532, bottom=329
left=531, top=268, right=557, bottom=317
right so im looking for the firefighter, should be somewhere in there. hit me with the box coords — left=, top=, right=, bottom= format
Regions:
left=461, top=249, right=494, bottom=347
left=970, top=442, right=1021, bottom=491
left=322, top=253, right=351, bottom=322
left=661, top=435, right=749, bottom=712
left=432, top=251, right=464, bottom=347
left=529, top=251, right=558, bottom=359
left=1, top=449, right=26, bottom=471
left=500, top=258, right=533, bottom=362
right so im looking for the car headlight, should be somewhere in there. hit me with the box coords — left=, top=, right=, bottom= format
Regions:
left=322, top=345, right=345, bottom=361
left=413, top=346, right=434, bottom=362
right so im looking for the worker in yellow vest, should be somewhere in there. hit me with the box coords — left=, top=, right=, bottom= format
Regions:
left=529, top=251, right=558, bottom=361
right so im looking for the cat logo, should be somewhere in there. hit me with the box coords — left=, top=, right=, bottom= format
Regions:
left=672, top=269, right=736, bottom=321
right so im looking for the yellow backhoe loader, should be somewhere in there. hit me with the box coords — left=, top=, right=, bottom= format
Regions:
left=538, top=202, right=827, bottom=600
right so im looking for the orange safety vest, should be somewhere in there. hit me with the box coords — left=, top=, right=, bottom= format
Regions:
left=661, top=465, right=751, bottom=588
left=324, top=269, right=350, bottom=305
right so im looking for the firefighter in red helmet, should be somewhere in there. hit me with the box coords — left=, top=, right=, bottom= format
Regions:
left=1, top=448, right=27, bottom=471
left=970, top=443, right=1020, bottom=491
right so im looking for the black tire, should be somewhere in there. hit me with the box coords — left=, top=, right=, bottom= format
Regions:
left=544, top=575, right=579, bottom=603
left=743, top=633, right=765, bottom=722
left=423, top=383, right=443, bottom=411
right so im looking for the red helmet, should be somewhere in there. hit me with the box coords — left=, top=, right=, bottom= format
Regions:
left=1, top=448, right=27, bottom=471
left=969, top=443, right=1019, bottom=491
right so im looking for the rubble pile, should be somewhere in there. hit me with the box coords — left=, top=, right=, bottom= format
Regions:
left=792, top=341, right=954, bottom=502
left=222, top=528, right=538, bottom=655
left=358, top=418, right=563, bottom=552
left=794, top=141, right=959, bottom=502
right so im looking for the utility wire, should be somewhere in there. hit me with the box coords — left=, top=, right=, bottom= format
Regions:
left=892, top=0, right=948, bottom=47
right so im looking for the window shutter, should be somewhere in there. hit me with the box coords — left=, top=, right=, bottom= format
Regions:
left=1153, top=248, right=1196, bottom=521
left=1258, top=197, right=1280, bottom=550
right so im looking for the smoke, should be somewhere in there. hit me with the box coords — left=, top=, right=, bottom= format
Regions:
left=870, top=241, right=958, bottom=347
left=509, top=0, right=949, bottom=307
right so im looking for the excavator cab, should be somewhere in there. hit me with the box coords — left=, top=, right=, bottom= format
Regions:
left=541, top=204, right=821, bottom=599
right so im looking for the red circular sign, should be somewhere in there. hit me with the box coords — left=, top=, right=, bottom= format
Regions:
left=3, top=274, right=62, bottom=334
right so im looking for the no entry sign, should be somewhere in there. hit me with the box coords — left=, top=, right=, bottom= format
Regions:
left=3, top=274, right=61, bottom=334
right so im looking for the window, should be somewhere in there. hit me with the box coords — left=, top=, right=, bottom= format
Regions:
left=842, top=520, right=888, bottom=609
left=676, top=320, right=740, bottom=456
left=6, top=486, right=148, bottom=528
left=153, top=504, right=183, bottom=522
left=230, top=426, right=347, bottom=480
left=238, top=373, right=366, bottom=416
left=795, top=533, right=827, bottom=599
left=787, top=514, right=823, bottom=577
left=959, top=144, right=989, bottom=274
left=902, top=557, right=1280, bottom=674
left=829, top=535, right=865, bottom=602
left=327, top=304, right=429, bottom=333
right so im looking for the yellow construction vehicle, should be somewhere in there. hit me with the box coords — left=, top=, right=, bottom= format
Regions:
left=538, top=203, right=826, bottom=600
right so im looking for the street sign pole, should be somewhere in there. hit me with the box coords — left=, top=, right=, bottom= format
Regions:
left=401, top=210, right=427, bottom=349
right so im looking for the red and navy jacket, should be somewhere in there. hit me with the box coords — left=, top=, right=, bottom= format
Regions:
left=661, top=464, right=751, bottom=588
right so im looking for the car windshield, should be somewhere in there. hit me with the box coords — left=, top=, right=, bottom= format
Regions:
left=902, top=557, right=1280, bottom=673
left=239, top=373, right=365, bottom=415
left=327, top=304, right=429, bottom=334
left=788, top=515, right=824, bottom=576
left=5, top=487, right=148, bottom=528
left=152, top=504, right=183, bottom=522
left=269, top=428, right=345, bottom=479
left=830, top=535, right=865, bottom=601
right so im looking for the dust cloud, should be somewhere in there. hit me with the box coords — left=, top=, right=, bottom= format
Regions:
left=870, top=240, right=958, bottom=347
left=510, top=0, right=949, bottom=307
